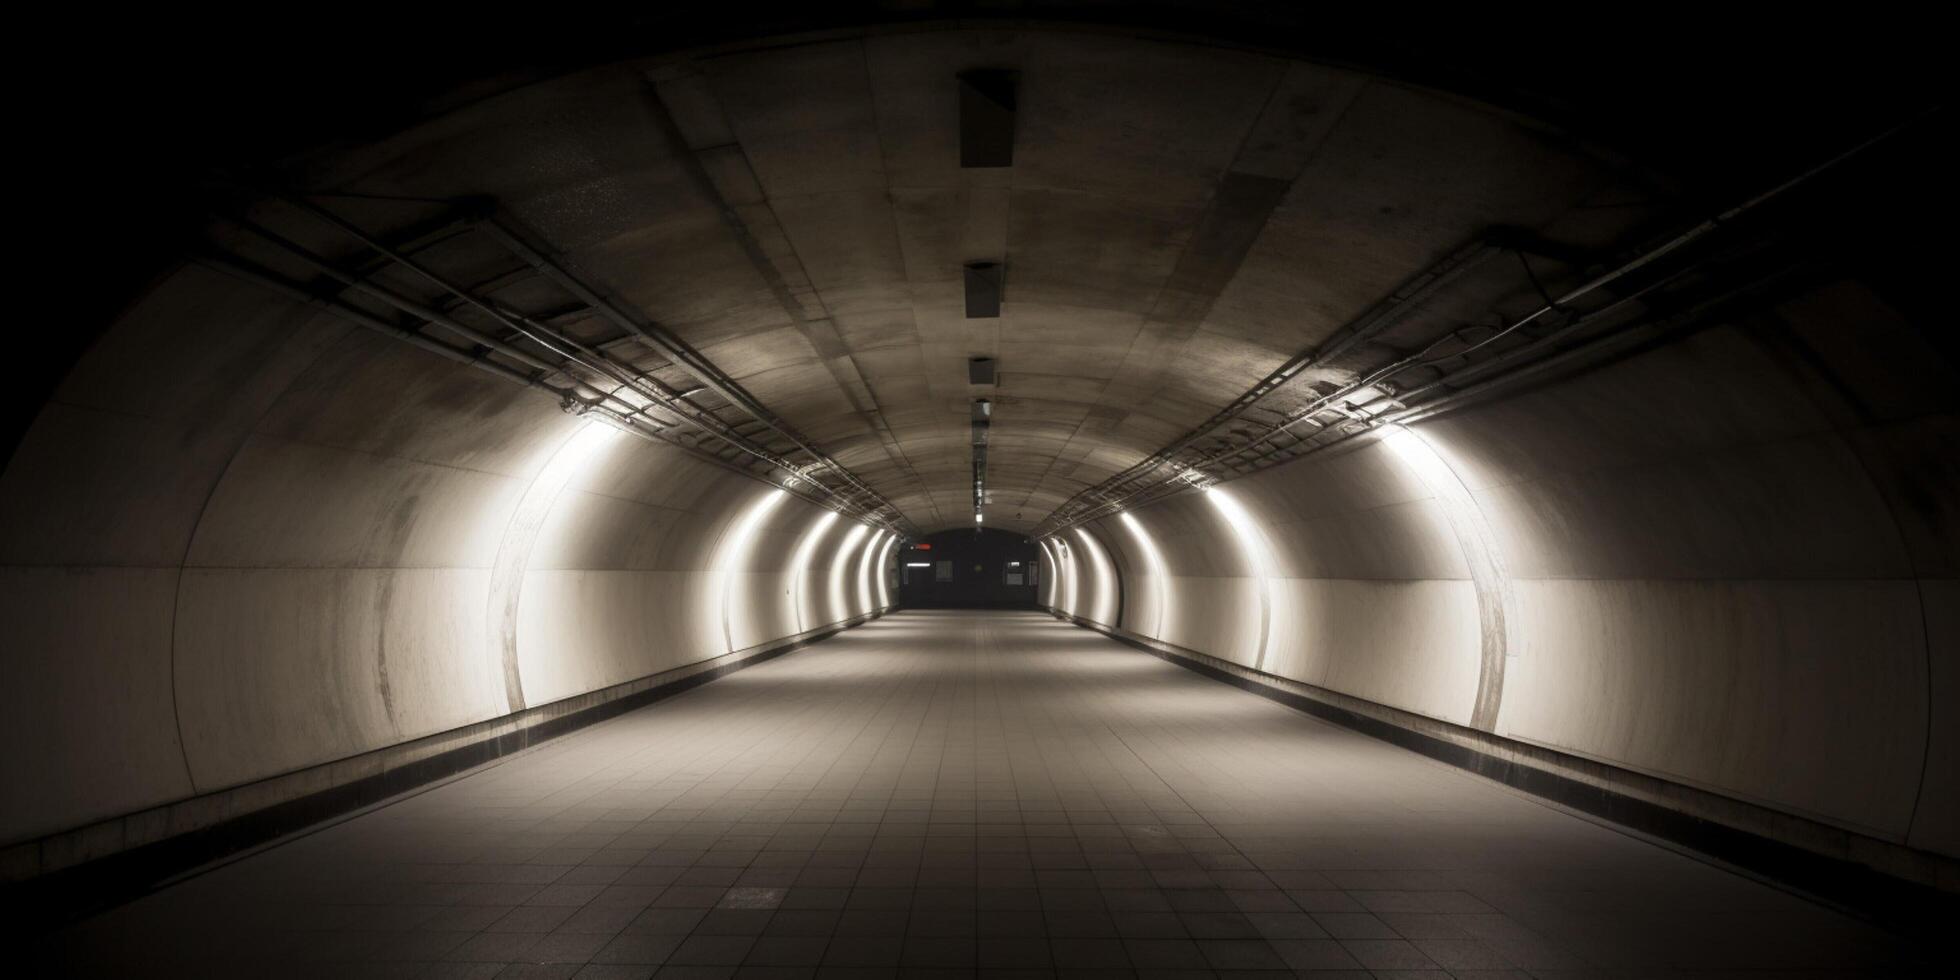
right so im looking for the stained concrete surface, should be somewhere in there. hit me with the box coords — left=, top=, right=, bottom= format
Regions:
left=33, top=611, right=1922, bottom=978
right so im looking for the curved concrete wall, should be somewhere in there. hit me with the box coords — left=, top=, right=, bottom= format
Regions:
left=2, top=25, right=1948, bottom=898
left=0, top=264, right=897, bottom=849
left=1044, top=273, right=1957, bottom=864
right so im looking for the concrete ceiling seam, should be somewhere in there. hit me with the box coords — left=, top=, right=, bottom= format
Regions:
left=1010, top=66, right=1365, bottom=518
left=645, top=66, right=941, bottom=528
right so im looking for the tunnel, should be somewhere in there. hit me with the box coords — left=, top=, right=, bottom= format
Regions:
left=4, top=5, right=1954, bottom=975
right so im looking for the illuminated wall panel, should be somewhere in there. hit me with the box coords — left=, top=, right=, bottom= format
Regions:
left=874, top=534, right=898, bottom=609
left=790, top=511, right=840, bottom=633
left=829, top=523, right=871, bottom=625
left=1118, top=511, right=1170, bottom=639
left=717, top=489, right=789, bottom=654
left=1070, top=526, right=1120, bottom=628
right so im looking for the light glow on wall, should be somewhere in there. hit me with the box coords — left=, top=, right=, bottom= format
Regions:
left=1071, top=527, right=1119, bottom=627
left=788, top=510, right=839, bottom=634
left=1048, top=537, right=1066, bottom=611
left=1381, top=423, right=1517, bottom=729
left=855, top=529, right=887, bottom=615
left=717, top=487, right=789, bottom=653
left=874, top=534, right=898, bottom=610
left=1205, top=485, right=1284, bottom=671
left=829, top=522, right=870, bottom=625
left=1035, top=539, right=1056, bottom=608
left=1118, top=511, right=1171, bottom=639
left=487, top=420, right=623, bottom=711
left=1057, top=536, right=1079, bottom=615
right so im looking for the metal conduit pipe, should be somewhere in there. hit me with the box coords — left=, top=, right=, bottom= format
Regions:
left=1132, top=252, right=1812, bottom=519
left=1052, top=240, right=1811, bottom=525
left=273, top=198, right=703, bottom=416
left=1042, top=278, right=1658, bottom=530
left=1057, top=255, right=1739, bottom=525
left=217, top=208, right=900, bottom=523
left=1038, top=110, right=1935, bottom=535
left=475, top=220, right=917, bottom=535
left=217, top=215, right=579, bottom=383
left=1037, top=239, right=1503, bottom=532
left=199, top=252, right=858, bottom=519
left=1218, top=264, right=1693, bottom=469
left=195, top=253, right=582, bottom=400
left=1381, top=257, right=1809, bottom=434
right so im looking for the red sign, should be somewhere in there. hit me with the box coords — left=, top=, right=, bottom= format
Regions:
left=914, top=543, right=933, bottom=550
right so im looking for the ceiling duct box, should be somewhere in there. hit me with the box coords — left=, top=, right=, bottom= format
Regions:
left=967, top=357, right=997, bottom=386
left=958, top=69, right=1018, bottom=167
left=964, top=264, right=1002, bottom=318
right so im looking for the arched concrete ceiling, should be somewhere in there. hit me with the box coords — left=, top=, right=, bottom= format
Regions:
left=24, top=8, right=1939, bottom=533
left=188, top=28, right=1677, bottom=534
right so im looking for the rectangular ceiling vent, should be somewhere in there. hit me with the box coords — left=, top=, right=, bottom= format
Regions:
left=958, top=69, right=1018, bottom=167
left=967, top=357, right=997, bottom=386
left=964, top=263, right=1002, bottom=319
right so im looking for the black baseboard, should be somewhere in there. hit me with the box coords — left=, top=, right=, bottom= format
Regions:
left=3, top=612, right=886, bottom=937
left=1053, top=610, right=1960, bottom=938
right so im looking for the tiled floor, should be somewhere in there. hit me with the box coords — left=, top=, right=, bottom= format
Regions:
left=35, top=610, right=1926, bottom=978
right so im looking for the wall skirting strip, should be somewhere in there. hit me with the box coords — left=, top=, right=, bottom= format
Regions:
left=1, top=609, right=895, bottom=934
left=1047, top=607, right=1959, bottom=935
